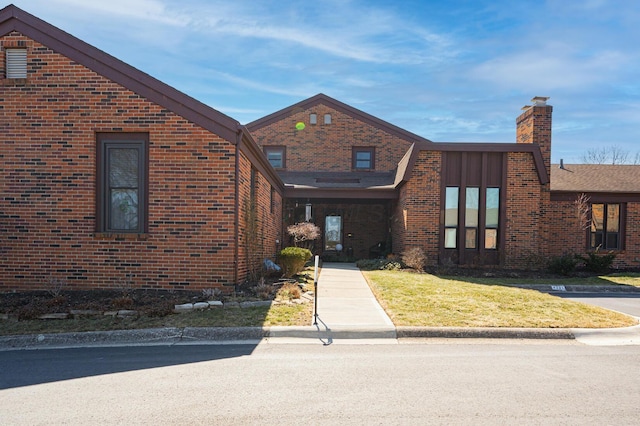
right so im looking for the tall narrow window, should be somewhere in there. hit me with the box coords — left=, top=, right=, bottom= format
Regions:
left=465, top=188, right=479, bottom=249
left=270, top=186, right=275, bottom=213
left=591, top=203, right=621, bottom=249
left=325, top=216, right=342, bottom=250
left=485, top=188, right=500, bottom=249
left=444, top=187, right=459, bottom=249
left=309, top=113, right=317, bottom=125
left=324, top=114, right=331, bottom=124
left=97, top=133, right=148, bottom=233
left=6, top=48, right=27, bottom=79
left=250, top=167, right=257, bottom=202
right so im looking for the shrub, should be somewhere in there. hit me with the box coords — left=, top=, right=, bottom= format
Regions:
left=402, top=247, right=427, bottom=271
left=278, top=247, right=312, bottom=278
left=576, top=251, right=616, bottom=273
left=547, top=254, right=578, bottom=276
left=356, top=258, right=402, bottom=271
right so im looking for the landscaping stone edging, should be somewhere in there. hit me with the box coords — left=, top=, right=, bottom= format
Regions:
left=1, top=294, right=314, bottom=322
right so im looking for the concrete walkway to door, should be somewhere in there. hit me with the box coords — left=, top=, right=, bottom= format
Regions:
left=313, top=262, right=396, bottom=338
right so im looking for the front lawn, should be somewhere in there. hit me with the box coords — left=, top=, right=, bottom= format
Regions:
left=363, top=270, right=637, bottom=328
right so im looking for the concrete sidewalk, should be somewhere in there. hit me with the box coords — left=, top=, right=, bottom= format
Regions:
left=312, top=262, right=396, bottom=338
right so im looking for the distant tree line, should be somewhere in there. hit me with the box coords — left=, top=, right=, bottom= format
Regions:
left=581, top=145, right=640, bottom=164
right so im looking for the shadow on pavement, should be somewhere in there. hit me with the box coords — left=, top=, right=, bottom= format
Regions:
left=0, top=344, right=254, bottom=390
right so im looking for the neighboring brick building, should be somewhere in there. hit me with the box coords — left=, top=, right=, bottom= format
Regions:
left=0, top=5, right=282, bottom=291
left=2, top=5, right=639, bottom=293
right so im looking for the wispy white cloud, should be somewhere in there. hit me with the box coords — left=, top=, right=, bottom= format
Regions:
left=469, top=46, right=629, bottom=91
left=46, top=0, right=190, bottom=26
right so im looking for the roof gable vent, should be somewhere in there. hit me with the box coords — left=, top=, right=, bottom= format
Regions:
left=6, top=48, right=27, bottom=79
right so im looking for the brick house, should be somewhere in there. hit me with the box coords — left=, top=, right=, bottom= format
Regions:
left=0, top=5, right=283, bottom=291
left=250, top=94, right=640, bottom=270
left=2, top=5, right=639, bottom=293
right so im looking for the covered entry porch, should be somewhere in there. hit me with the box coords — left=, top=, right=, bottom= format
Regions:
left=284, top=198, right=392, bottom=261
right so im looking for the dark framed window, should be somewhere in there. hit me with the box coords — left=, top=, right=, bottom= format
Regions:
left=485, top=187, right=500, bottom=250
left=270, top=186, right=275, bottom=214
left=96, top=133, right=148, bottom=233
left=352, top=147, right=375, bottom=170
left=264, top=146, right=286, bottom=169
left=590, top=203, right=623, bottom=250
left=443, top=186, right=500, bottom=251
left=444, top=187, right=459, bottom=248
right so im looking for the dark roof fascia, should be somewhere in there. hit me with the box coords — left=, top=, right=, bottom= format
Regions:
left=238, top=127, right=284, bottom=193
left=246, top=93, right=433, bottom=144
left=0, top=4, right=240, bottom=143
left=551, top=191, right=640, bottom=202
left=396, top=141, right=549, bottom=185
left=284, top=187, right=398, bottom=200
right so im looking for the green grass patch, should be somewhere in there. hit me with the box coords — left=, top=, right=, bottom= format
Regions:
left=363, top=270, right=637, bottom=328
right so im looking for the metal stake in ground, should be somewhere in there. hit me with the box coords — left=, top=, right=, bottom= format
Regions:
left=313, top=255, right=319, bottom=325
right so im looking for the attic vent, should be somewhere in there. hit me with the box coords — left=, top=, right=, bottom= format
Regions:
left=6, top=48, right=27, bottom=79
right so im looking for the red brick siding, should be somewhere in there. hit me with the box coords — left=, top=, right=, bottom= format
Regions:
left=251, top=103, right=413, bottom=172
left=392, top=150, right=441, bottom=265
left=236, top=153, right=282, bottom=283
left=504, top=152, right=550, bottom=268
left=0, top=33, right=252, bottom=291
left=621, top=202, right=640, bottom=269
left=547, top=199, right=585, bottom=259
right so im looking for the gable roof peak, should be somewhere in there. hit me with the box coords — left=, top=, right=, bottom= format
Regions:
left=247, top=93, right=433, bottom=144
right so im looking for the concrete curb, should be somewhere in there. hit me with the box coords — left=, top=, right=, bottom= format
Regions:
left=0, top=325, right=582, bottom=350
left=396, top=326, right=575, bottom=339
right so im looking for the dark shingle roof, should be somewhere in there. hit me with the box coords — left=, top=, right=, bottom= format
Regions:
left=278, top=171, right=396, bottom=189
left=551, top=164, right=640, bottom=193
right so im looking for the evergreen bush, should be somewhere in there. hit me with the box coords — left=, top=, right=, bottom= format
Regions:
left=278, top=247, right=312, bottom=278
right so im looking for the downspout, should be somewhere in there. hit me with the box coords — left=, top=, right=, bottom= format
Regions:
left=233, top=127, right=242, bottom=287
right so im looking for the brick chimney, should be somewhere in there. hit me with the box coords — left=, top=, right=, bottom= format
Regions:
left=516, top=96, right=552, bottom=176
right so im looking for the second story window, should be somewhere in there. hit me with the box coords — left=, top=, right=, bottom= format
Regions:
left=352, top=147, right=375, bottom=170
left=309, top=113, right=317, bottom=125
left=324, top=114, right=332, bottom=124
left=264, top=146, right=286, bottom=169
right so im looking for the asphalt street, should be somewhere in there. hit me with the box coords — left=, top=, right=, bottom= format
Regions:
left=1, top=342, right=639, bottom=424
left=555, top=292, right=640, bottom=317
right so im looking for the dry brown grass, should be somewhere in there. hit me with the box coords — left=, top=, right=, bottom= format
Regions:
left=363, top=270, right=637, bottom=328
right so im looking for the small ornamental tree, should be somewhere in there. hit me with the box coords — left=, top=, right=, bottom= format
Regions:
left=287, top=222, right=320, bottom=250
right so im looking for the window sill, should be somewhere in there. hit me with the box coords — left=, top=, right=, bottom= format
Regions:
left=92, top=232, right=149, bottom=241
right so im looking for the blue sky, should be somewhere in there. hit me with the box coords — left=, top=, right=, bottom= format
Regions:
left=8, top=0, right=640, bottom=162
